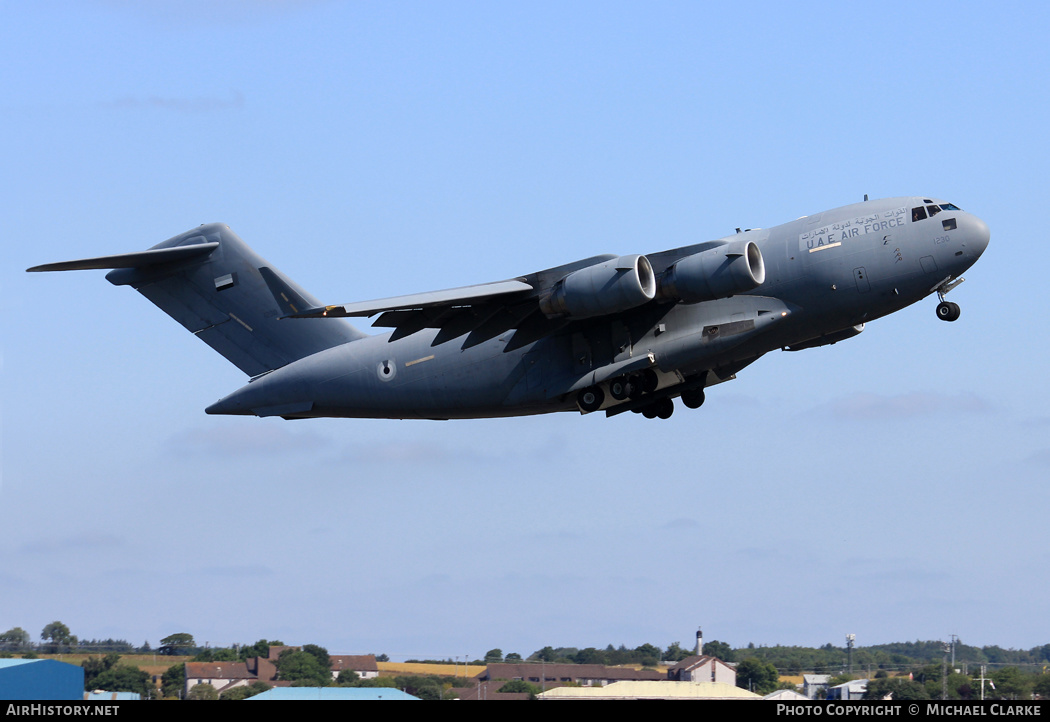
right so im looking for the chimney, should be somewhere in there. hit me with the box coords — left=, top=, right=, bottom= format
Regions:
left=696, top=628, right=703, bottom=655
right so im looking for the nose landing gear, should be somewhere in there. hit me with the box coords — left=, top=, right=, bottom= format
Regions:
left=936, top=301, right=961, bottom=322
left=932, top=276, right=965, bottom=322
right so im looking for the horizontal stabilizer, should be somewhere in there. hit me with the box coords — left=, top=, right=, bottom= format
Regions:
left=26, top=242, right=219, bottom=272
left=288, top=279, right=534, bottom=318
left=28, top=224, right=364, bottom=377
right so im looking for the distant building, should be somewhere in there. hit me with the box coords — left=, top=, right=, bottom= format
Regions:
left=245, top=654, right=279, bottom=685
left=85, top=690, right=140, bottom=701
left=330, top=655, right=379, bottom=680
left=450, top=679, right=532, bottom=701
left=477, top=662, right=662, bottom=688
left=803, top=674, right=831, bottom=699
left=538, top=680, right=760, bottom=700
left=0, top=659, right=84, bottom=701
left=765, top=688, right=810, bottom=701
left=827, top=679, right=868, bottom=701
left=666, top=655, right=736, bottom=685
left=248, top=687, right=418, bottom=701
left=185, top=648, right=379, bottom=696
left=184, top=661, right=261, bottom=696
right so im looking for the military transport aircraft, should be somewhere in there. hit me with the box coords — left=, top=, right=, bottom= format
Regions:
left=28, top=196, right=988, bottom=420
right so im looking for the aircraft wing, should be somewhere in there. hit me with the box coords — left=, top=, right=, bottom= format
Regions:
left=287, top=279, right=534, bottom=318
left=277, top=254, right=620, bottom=350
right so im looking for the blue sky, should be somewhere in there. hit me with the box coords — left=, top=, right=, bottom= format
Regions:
left=3, top=1, right=1048, bottom=660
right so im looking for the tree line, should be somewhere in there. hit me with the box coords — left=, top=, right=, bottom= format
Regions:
left=6, top=622, right=1050, bottom=700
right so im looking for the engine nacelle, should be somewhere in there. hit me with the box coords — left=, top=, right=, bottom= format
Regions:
left=657, top=240, right=765, bottom=303
left=539, top=254, right=656, bottom=319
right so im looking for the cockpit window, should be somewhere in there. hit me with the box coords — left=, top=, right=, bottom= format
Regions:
left=913, top=202, right=962, bottom=222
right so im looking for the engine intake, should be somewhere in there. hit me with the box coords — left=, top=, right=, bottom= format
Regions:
left=540, top=254, right=656, bottom=319
left=658, top=240, right=765, bottom=303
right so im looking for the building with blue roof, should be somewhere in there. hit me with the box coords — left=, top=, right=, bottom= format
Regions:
left=0, top=659, right=84, bottom=700
left=248, top=687, right=419, bottom=701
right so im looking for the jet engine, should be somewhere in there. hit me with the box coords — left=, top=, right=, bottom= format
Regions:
left=539, top=254, right=656, bottom=319
left=657, top=240, right=765, bottom=303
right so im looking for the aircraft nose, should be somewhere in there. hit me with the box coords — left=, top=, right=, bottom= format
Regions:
left=966, top=214, right=990, bottom=259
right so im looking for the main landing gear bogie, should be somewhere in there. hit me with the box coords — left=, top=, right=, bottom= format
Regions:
left=577, top=370, right=701, bottom=420
left=583, top=370, right=658, bottom=411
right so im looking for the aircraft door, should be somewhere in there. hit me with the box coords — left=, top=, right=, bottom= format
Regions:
left=570, top=332, right=592, bottom=371
left=853, top=267, right=870, bottom=293
left=610, top=321, right=633, bottom=364
left=569, top=324, right=631, bottom=371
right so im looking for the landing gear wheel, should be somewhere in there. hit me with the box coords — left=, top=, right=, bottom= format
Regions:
left=681, top=388, right=706, bottom=409
left=577, top=386, right=605, bottom=413
left=656, top=397, right=674, bottom=419
left=627, top=374, right=645, bottom=400
left=639, top=369, right=659, bottom=394
left=936, top=301, right=961, bottom=322
left=609, top=376, right=631, bottom=401
left=641, top=405, right=658, bottom=419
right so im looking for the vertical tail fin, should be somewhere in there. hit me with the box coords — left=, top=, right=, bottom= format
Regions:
left=30, top=223, right=365, bottom=376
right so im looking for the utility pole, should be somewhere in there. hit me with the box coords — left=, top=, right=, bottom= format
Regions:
left=978, top=665, right=991, bottom=701
left=846, top=634, right=855, bottom=675
left=942, top=643, right=950, bottom=699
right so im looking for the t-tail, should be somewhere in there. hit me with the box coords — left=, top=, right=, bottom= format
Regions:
left=27, top=223, right=365, bottom=376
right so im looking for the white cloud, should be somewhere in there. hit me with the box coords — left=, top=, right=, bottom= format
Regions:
left=824, top=391, right=992, bottom=421
left=166, top=424, right=328, bottom=457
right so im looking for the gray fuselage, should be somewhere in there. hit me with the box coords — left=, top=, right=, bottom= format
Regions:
left=205, top=196, right=989, bottom=420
